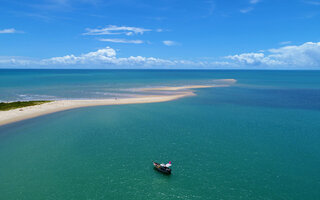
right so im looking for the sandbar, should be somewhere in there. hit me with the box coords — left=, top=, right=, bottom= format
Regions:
left=0, top=93, right=193, bottom=126
left=0, top=81, right=236, bottom=126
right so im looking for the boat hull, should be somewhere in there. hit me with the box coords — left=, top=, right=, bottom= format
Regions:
left=153, top=162, right=171, bottom=175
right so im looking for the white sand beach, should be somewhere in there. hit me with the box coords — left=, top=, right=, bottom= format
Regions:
left=0, top=81, right=236, bottom=126
left=0, top=93, right=191, bottom=126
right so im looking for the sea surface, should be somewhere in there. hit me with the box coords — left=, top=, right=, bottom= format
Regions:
left=0, top=70, right=320, bottom=200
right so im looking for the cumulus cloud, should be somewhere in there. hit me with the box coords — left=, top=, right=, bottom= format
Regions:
left=2, top=42, right=320, bottom=69
left=0, top=56, right=38, bottom=66
left=226, top=53, right=266, bottom=64
left=44, top=47, right=117, bottom=65
left=163, top=40, right=178, bottom=46
left=225, top=42, right=320, bottom=68
left=42, top=46, right=202, bottom=67
left=0, top=28, right=18, bottom=34
left=0, top=46, right=231, bottom=68
left=99, top=38, right=144, bottom=44
left=83, top=25, right=151, bottom=36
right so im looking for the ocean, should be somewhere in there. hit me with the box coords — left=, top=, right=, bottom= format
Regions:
left=0, top=70, right=319, bottom=199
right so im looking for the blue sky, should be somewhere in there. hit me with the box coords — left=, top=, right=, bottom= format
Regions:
left=0, top=0, right=320, bottom=69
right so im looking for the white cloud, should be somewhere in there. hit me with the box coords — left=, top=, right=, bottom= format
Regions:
left=0, top=28, right=18, bottom=34
left=304, top=1, right=320, bottom=5
left=241, top=0, right=261, bottom=13
left=44, top=47, right=117, bottom=64
left=83, top=25, right=151, bottom=36
left=99, top=38, right=144, bottom=44
left=0, top=46, right=229, bottom=68
left=226, top=42, right=320, bottom=68
left=250, top=0, right=261, bottom=4
left=0, top=57, right=31, bottom=65
left=268, top=42, right=320, bottom=66
left=42, top=47, right=199, bottom=67
left=226, top=53, right=266, bottom=64
left=240, top=7, right=254, bottom=13
left=163, top=40, right=178, bottom=46
left=2, top=42, right=320, bottom=69
left=279, top=41, right=292, bottom=45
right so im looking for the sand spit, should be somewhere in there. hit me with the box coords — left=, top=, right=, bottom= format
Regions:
left=0, top=93, right=192, bottom=126
left=0, top=81, right=236, bottom=126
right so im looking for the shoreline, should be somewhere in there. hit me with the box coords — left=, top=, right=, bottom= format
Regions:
left=0, top=92, right=194, bottom=127
left=0, top=82, right=236, bottom=127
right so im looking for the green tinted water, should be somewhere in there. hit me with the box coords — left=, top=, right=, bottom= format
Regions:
left=0, top=70, right=320, bottom=199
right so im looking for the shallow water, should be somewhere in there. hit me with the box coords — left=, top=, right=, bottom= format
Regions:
left=0, top=70, right=320, bottom=199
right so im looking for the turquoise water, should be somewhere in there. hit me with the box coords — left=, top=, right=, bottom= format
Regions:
left=0, top=70, right=320, bottom=199
left=1, top=69, right=320, bottom=101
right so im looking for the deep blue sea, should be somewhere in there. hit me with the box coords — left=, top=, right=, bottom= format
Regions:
left=0, top=70, right=319, bottom=200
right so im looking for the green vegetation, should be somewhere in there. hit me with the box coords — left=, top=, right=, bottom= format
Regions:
left=0, top=101, right=52, bottom=111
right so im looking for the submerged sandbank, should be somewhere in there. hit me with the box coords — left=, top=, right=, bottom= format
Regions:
left=140, top=79, right=237, bottom=91
left=140, top=85, right=216, bottom=91
left=0, top=81, right=236, bottom=126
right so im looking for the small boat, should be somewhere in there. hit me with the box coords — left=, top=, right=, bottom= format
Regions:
left=153, top=161, right=172, bottom=175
